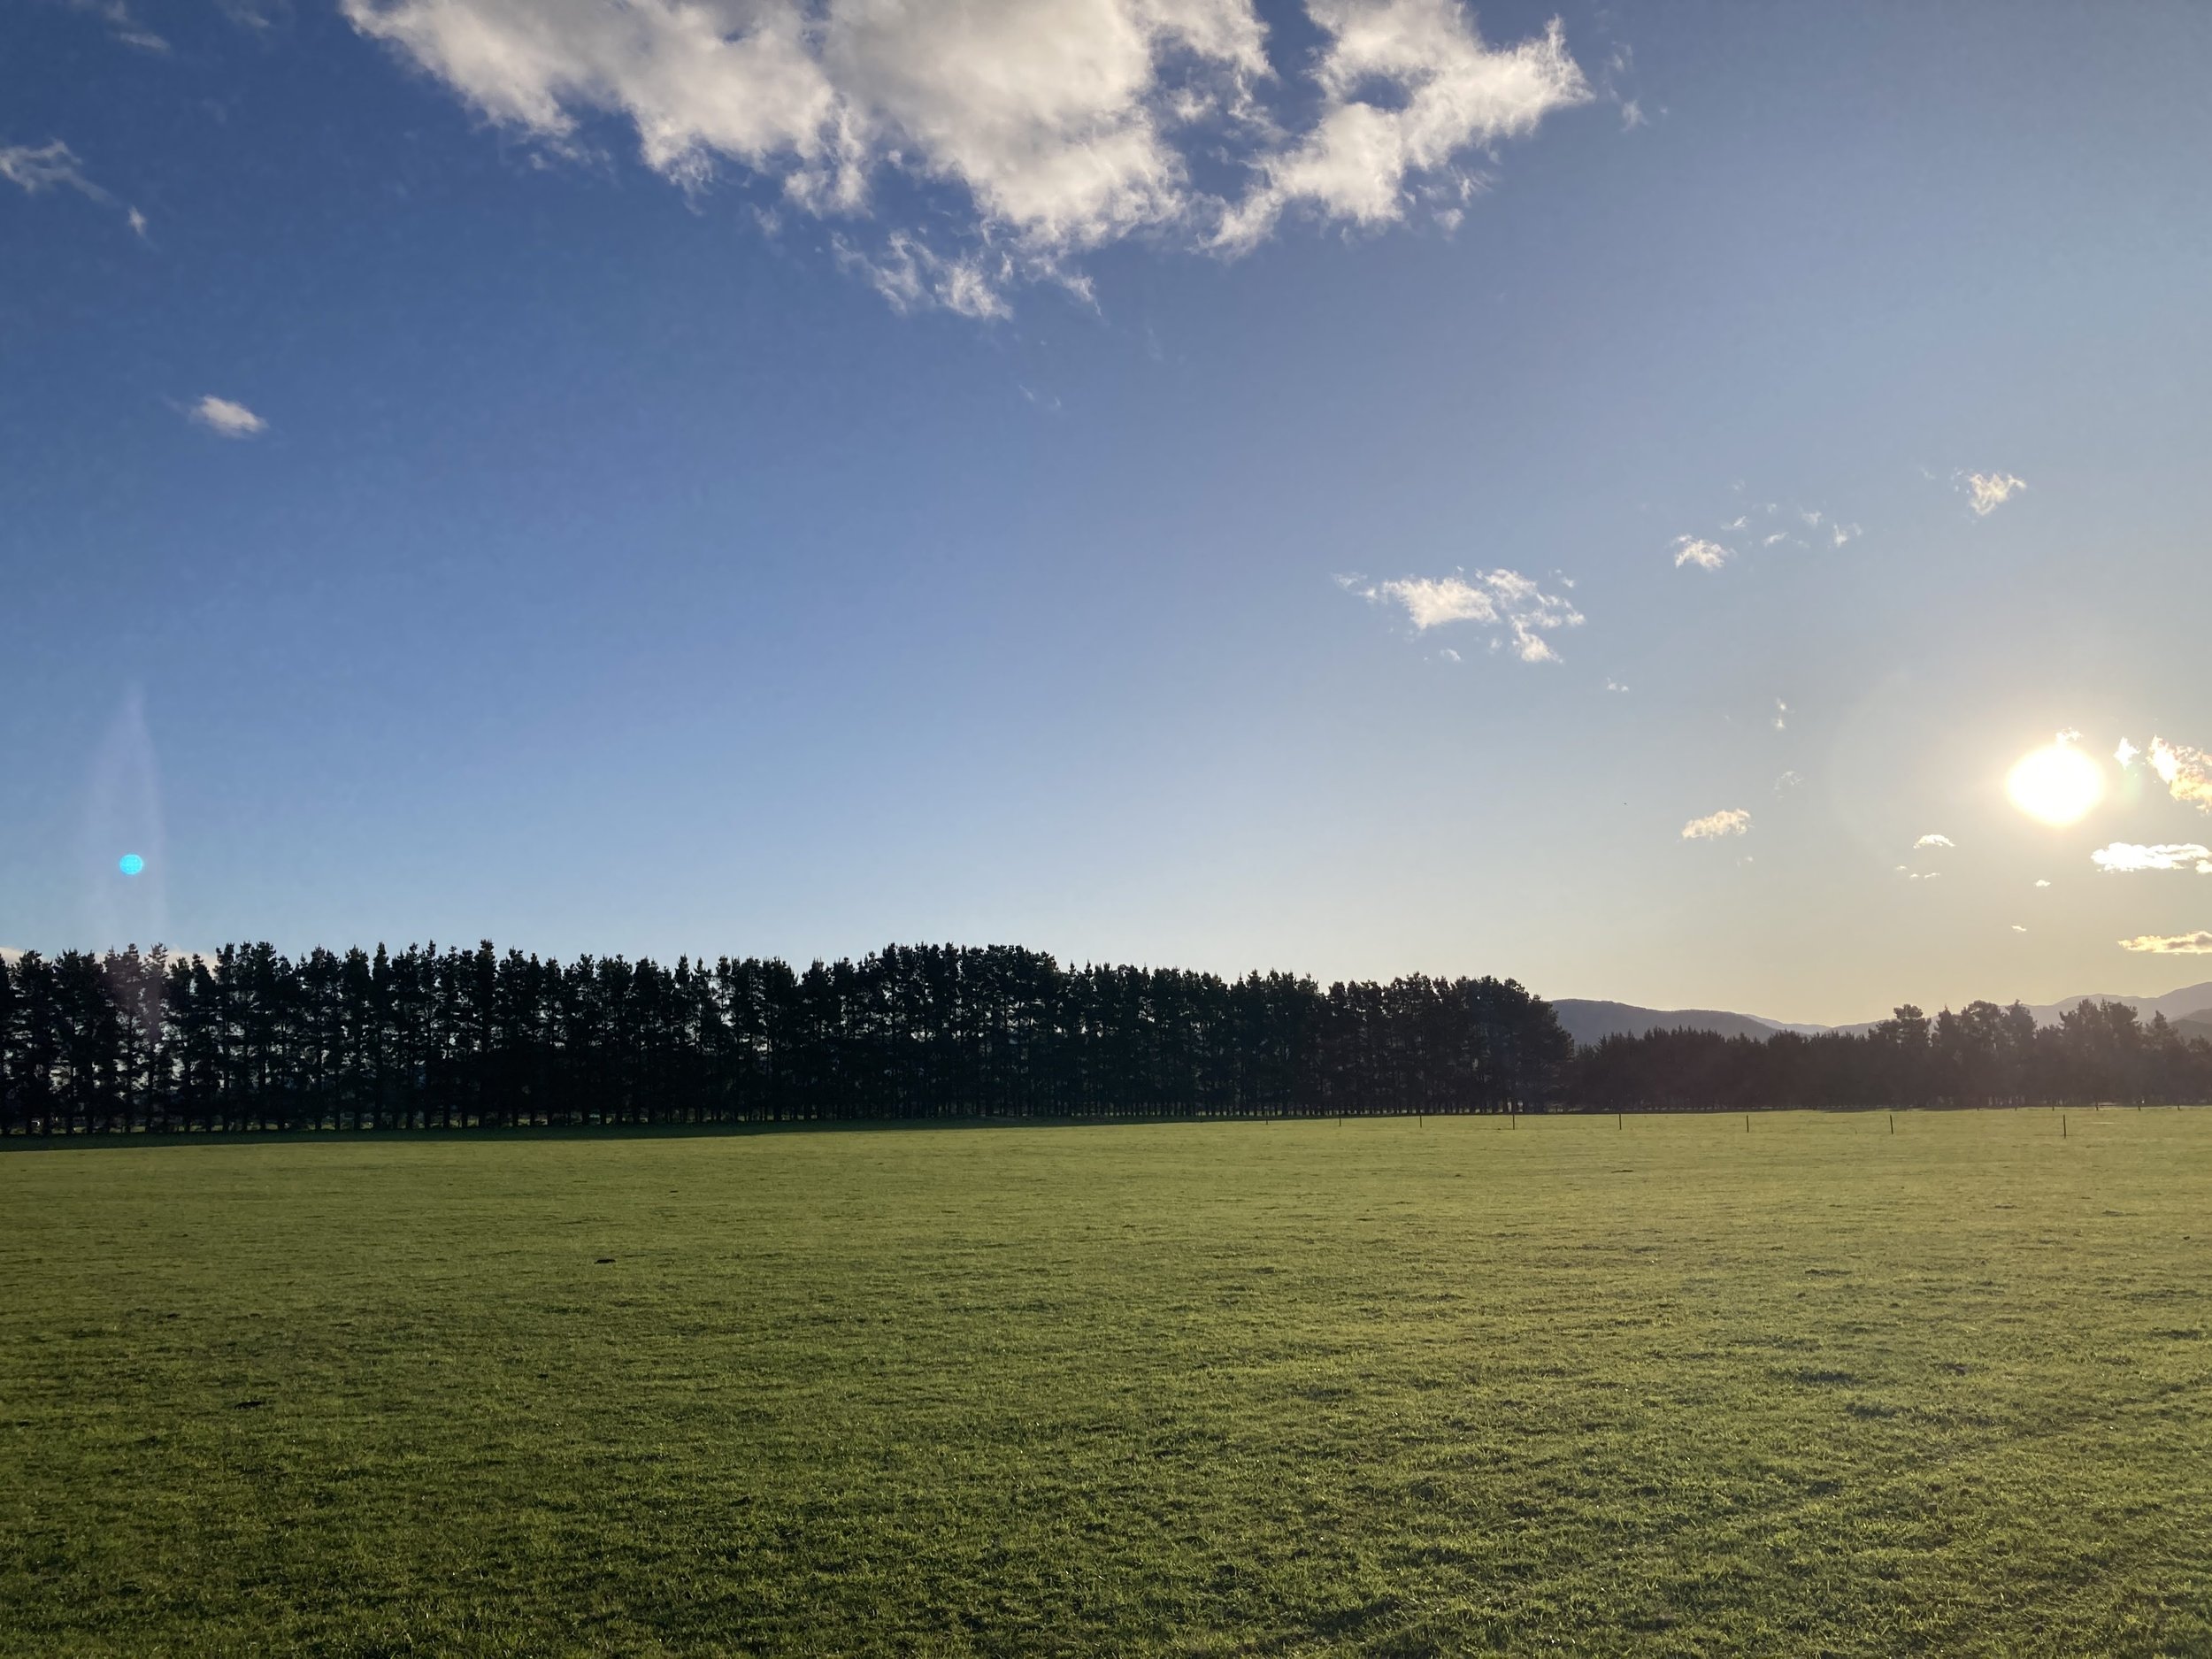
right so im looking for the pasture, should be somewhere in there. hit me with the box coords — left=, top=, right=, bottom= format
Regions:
left=3, top=1110, right=2208, bottom=1655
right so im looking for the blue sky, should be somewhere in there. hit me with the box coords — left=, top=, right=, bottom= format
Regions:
left=4, top=0, right=2211, bottom=1023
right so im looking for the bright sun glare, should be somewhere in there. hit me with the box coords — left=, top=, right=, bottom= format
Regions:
left=2006, top=742, right=2104, bottom=826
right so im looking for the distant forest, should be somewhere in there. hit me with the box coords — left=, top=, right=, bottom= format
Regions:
left=2, top=942, right=2207, bottom=1135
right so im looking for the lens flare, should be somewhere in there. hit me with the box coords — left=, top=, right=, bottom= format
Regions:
left=2006, top=743, right=2103, bottom=826
left=118, top=853, right=145, bottom=877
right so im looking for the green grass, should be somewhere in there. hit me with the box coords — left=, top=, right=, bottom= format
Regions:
left=4, top=1110, right=2209, bottom=1657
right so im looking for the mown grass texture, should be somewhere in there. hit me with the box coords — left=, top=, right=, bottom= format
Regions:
left=3, top=1108, right=2208, bottom=1656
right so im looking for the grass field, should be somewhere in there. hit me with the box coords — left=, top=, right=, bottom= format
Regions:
left=4, top=1110, right=2209, bottom=1656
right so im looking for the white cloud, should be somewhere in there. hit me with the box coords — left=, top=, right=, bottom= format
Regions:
left=1438, top=647, right=1460, bottom=662
left=343, top=0, right=1589, bottom=316
left=1354, top=568, right=1582, bottom=663
left=1216, top=4, right=1588, bottom=249
left=1672, top=535, right=1729, bottom=572
left=2147, top=737, right=2212, bottom=812
left=1965, top=471, right=2026, bottom=516
left=1775, top=770, right=1803, bottom=792
left=2034, top=879, right=2050, bottom=887
left=1914, top=833, right=1954, bottom=849
left=4, top=140, right=152, bottom=236
left=2119, top=931, right=2212, bottom=956
left=1771, top=698, right=1787, bottom=731
left=1604, top=678, right=1629, bottom=693
left=2, top=139, right=111, bottom=202
left=188, top=396, right=267, bottom=438
left=2011, top=925, right=2026, bottom=933
left=2116, top=736, right=2140, bottom=767
left=2090, top=842, right=2212, bottom=875
left=1681, top=807, right=1749, bottom=841
left=67, top=0, right=170, bottom=51
left=1830, top=521, right=1860, bottom=548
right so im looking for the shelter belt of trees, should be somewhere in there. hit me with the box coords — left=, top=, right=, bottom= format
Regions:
left=2, top=944, right=2205, bottom=1134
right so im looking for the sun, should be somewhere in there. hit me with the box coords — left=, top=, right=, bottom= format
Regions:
left=2006, top=742, right=2103, bottom=826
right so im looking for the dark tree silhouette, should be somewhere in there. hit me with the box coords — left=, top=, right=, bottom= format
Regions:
left=0, top=942, right=1573, bottom=1133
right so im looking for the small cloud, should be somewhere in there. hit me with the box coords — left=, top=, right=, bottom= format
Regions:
left=188, top=396, right=267, bottom=438
left=1775, top=770, right=1803, bottom=792
left=2147, top=737, right=2212, bottom=812
left=2116, top=736, right=2140, bottom=767
left=2034, top=879, right=2050, bottom=887
left=1604, top=679, right=1629, bottom=694
left=2011, top=925, right=2027, bottom=933
left=1762, top=531, right=1788, bottom=548
left=1799, top=509, right=1822, bottom=527
left=1721, top=516, right=1747, bottom=531
left=1771, top=698, right=1788, bottom=731
left=68, top=0, right=169, bottom=50
left=2090, top=842, right=2212, bottom=874
left=1672, top=536, right=1730, bottom=572
left=1359, top=570, right=1584, bottom=664
left=1619, top=98, right=1646, bottom=131
left=1914, top=833, right=1955, bottom=849
left=1682, top=808, right=1750, bottom=841
left=1438, top=648, right=1461, bottom=663
left=2, top=139, right=110, bottom=202
left=2119, top=931, right=2212, bottom=955
left=1830, top=522, right=1860, bottom=548
left=1965, top=471, right=2027, bottom=516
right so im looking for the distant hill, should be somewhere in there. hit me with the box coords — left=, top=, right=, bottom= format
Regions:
left=1550, top=1000, right=1786, bottom=1046
left=2027, top=981, right=2212, bottom=1027
left=1552, top=979, right=2212, bottom=1048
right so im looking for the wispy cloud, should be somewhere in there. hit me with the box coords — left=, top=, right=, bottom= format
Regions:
left=1914, top=833, right=1954, bottom=849
left=2119, top=931, right=2212, bottom=955
left=1672, top=535, right=1729, bottom=572
left=1682, top=808, right=1750, bottom=841
left=2091, top=841, right=2212, bottom=874
left=1775, top=770, right=1803, bottom=792
left=1771, top=698, right=1788, bottom=731
left=1348, top=568, right=1583, bottom=663
left=342, top=0, right=1591, bottom=318
left=188, top=396, right=267, bottom=438
left=66, top=0, right=169, bottom=51
left=2, top=138, right=148, bottom=234
left=1964, top=471, right=2026, bottom=516
left=2, top=139, right=110, bottom=201
left=2145, top=737, right=2212, bottom=812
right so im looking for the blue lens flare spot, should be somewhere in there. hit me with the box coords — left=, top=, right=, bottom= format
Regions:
left=118, top=853, right=145, bottom=877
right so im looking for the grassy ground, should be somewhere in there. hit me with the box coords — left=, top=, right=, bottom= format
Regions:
left=2, top=1110, right=2208, bottom=1657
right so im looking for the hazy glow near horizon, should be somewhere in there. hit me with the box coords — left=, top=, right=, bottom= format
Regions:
left=2006, top=745, right=2104, bottom=827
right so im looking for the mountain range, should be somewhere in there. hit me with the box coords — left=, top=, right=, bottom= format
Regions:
left=1553, top=981, right=2212, bottom=1048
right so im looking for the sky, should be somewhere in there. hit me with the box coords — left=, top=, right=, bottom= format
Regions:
left=4, top=0, right=2211, bottom=1025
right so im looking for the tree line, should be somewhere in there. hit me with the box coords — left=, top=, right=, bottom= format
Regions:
left=4, top=945, right=2205, bottom=1135
left=0, top=941, right=1567, bottom=1133
left=1570, top=999, right=2212, bottom=1110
